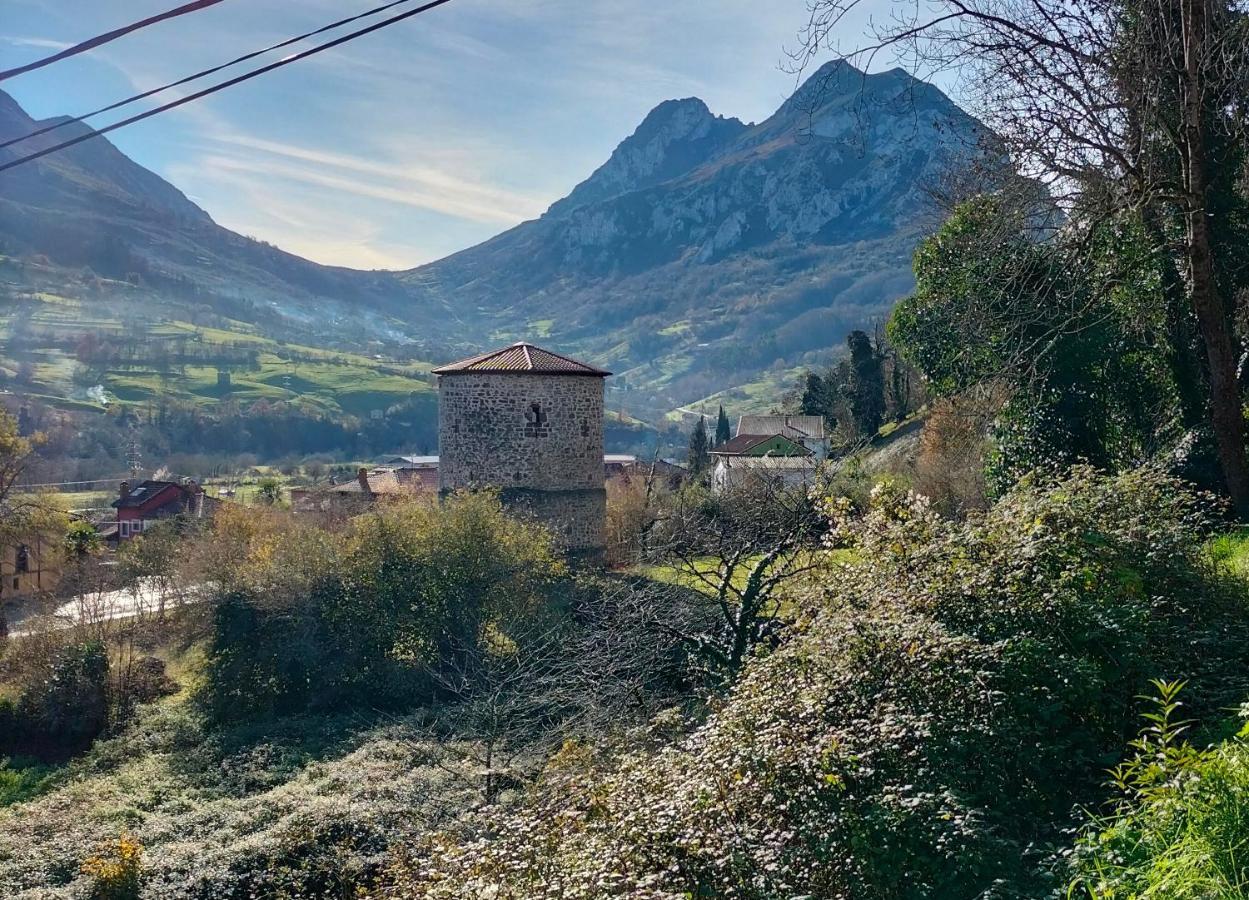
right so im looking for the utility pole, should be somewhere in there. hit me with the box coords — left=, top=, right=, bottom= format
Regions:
left=125, top=433, right=142, bottom=479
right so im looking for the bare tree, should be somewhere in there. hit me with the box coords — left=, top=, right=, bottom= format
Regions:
left=794, top=0, right=1249, bottom=514
left=648, top=480, right=825, bottom=676
left=426, top=578, right=699, bottom=803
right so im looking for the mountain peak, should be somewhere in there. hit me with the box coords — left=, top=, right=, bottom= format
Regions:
left=635, top=96, right=714, bottom=131
left=546, top=97, right=747, bottom=218
left=779, top=58, right=872, bottom=116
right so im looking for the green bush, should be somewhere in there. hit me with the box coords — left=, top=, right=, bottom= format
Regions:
left=2, top=641, right=110, bottom=759
left=1070, top=683, right=1249, bottom=898
left=0, top=756, right=58, bottom=806
left=375, top=467, right=1249, bottom=899
left=205, top=493, right=566, bottom=722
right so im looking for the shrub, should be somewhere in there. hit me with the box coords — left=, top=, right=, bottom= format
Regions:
left=2, top=640, right=110, bottom=759
left=81, top=834, right=143, bottom=900
left=0, top=756, right=58, bottom=806
left=1069, top=683, right=1249, bottom=899
left=0, top=699, right=484, bottom=899
left=373, top=467, right=1249, bottom=898
left=205, top=493, right=567, bottom=722
left=911, top=391, right=996, bottom=514
left=605, top=474, right=660, bottom=568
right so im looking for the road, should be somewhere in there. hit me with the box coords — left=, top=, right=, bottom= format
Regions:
left=8, top=578, right=203, bottom=636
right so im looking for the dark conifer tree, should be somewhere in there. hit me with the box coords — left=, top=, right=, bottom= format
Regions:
left=847, top=330, right=885, bottom=437
left=715, top=404, right=732, bottom=447
left=687, top=415, right=710, bottom=475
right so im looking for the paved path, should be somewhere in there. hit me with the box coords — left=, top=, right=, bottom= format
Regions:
left=8, top=578, right=202, bottom=636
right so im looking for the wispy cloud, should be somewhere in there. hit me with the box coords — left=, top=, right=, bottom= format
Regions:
left=167, top=159, right=425, bottom=269
left=2, top=35, right=73, bottom=50
left=199, top=132, right=548, bottom=225
left=5, top=0, right=836, bottom=269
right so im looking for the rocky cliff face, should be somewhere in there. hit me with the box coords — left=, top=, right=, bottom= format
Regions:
left=548, top=98, right=747, bottom=217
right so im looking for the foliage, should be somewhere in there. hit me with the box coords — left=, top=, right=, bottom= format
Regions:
left=205, top=493, right=566, bottom=722
left=0, top=756, right=58, bottom=807
left=889, top=199, right=1185, bottom=494
left=911, top=392, right=993, bottom=513
left=686, top=416, right=710, bottom=475
left=799, top=328, right=918, bottom=447
left=1209, top=528, right=1249, bottom=578
left=714, top=404, right=731, bottom=447
left=0, top=570, right=696, bottom=898
left=81, top=835, right=143, bottom=900
left=255, top=476, right=283, bottom=506
left=648, top=479, right=824, bottom=677
left=0, top=407, right=68, bottom=627
left=375, top=467, right=1249, bottom=898
left=0, top=699, right=479, bottom=898
left=1069, top=683, right=1249, bottom=899
left=846, top=328, right=885, bottom=436
left=605, top=472, right=664, bottom=568
left=65, top=518, right=103, bottom=557
left=2, top=640, right=110, bottom=759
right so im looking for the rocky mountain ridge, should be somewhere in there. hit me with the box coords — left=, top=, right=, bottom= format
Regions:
left=0, top=60, right=991, bottom=419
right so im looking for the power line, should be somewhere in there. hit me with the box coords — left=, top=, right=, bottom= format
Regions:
left=0, top=0, right=456, bottom=175
left=0, top=0, right=428, bottom=152
left=0, top=0, right=231, bottom=82
left=15, top=477, right=129, bottom=489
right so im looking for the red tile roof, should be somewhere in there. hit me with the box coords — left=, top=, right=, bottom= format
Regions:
left=432, top=342, right=610, bottom=376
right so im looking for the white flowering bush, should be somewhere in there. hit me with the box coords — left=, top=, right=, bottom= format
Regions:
left=372, top=467, right=1249, bottom=899
left=0, top=701, right=482, bottom=898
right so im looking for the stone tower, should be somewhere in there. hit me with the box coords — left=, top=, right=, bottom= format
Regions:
left=433, top=342, right=610, bottom=554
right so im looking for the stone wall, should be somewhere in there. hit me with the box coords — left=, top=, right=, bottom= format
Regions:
left=438, top=372, right=605, bottom=551
left=499, top=487, right=606, bottom=555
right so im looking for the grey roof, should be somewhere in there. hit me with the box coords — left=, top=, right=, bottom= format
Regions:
left=432, top=342, right=610, bottom=376
left=111, top=480, right=182, bottom=509
left=736, top=415, right=826, bottom=441
left=712, top=433, right=812, bottom=457
left=385, top=455, right=440, bottom=467
left=715, top=456, right=819, bottom=470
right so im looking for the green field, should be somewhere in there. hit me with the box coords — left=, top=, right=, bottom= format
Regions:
left=0, top=279, right=436, bottom=419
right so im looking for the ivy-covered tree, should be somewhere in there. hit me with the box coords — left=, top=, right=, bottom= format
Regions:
left=846, top=330, right=885, bottom=437
left=796, top=0, right=1249, bottom=514
left=888, top=196, right=1184, bottom=493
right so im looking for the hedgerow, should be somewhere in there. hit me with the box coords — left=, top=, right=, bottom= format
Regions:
left=373, top=467, right=1249, bottom=899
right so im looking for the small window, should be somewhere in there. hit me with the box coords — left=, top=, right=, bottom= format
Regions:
left=119, top=521, right=129, bottom=537
left=11, top=577, right=17, bottom=591
left=524, top=401, right=549, bottom=437
left=14, top=544, right=29, bottom=574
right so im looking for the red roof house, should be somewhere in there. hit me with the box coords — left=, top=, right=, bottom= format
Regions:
left=111, top=479, right=219, bottom=541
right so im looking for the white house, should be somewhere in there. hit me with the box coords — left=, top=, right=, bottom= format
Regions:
left=736, top=415, right=828, bottom=458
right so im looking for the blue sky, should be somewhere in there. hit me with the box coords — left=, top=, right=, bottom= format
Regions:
left=3, top=0, right=894, bottom=269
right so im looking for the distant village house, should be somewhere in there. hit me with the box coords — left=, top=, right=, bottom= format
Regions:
left=710, top=417, right=823, bottom=495
left=0, top=534, right=60, bottom=600
left=108, top=479, right=220, bottom=542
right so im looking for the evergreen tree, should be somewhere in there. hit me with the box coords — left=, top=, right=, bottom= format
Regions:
left=846, top=330, right=885, bottom=437
left=715, top=404, right=732, bottom=447
left=687, top=416, right=710, bottom=475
